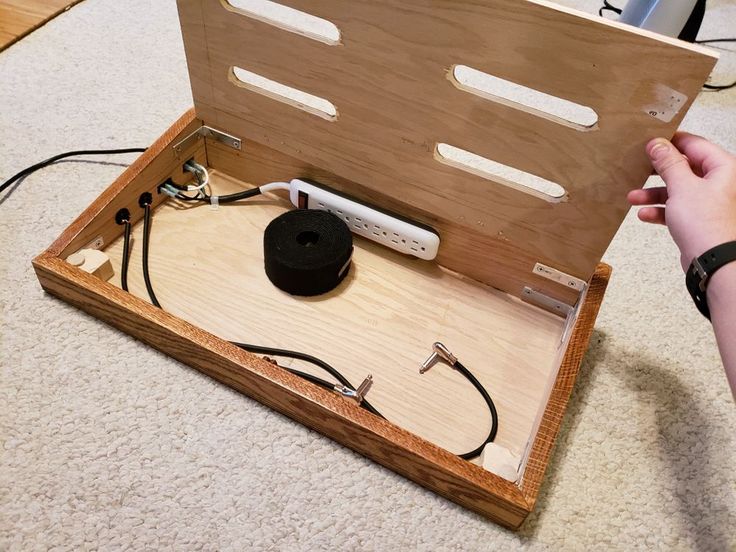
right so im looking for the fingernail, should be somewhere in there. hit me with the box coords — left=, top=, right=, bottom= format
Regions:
left=649, top=140, right=669, bottom=160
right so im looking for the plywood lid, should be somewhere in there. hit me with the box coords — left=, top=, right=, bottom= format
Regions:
left=177, top=0, right=717, bottom=299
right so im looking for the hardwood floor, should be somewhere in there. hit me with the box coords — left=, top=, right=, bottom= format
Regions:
left=0, top=0, right=83, bottom=51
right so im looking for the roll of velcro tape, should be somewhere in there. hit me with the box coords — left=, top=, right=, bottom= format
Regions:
left=264, top=210, right=353, bottom=296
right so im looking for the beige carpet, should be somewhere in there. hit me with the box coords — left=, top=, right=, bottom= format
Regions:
left=1, top=0, right=735, bottom=550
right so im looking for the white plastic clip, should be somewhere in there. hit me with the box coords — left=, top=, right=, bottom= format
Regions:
left=210, top=195, right=220, bottom=211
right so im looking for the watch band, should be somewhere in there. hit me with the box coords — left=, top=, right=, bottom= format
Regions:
left=685, top=240, right=736, bottom=320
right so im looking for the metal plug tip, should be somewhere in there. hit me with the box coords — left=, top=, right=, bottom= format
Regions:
left=420, top=342, right=458, bottom=374
left=420, top=352, right=439, bottom=374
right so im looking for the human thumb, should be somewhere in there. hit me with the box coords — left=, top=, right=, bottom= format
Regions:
left=647, top=138, right=695, bottom=194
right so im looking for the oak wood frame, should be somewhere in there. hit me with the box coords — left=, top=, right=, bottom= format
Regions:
left=33, top=109, right=610, bottom=529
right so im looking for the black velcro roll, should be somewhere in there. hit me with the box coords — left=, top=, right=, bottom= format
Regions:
left=263, top=210, right=353, bottom=296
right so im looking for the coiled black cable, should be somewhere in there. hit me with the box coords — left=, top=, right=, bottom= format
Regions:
left=123, top=189, right=499, bottom=459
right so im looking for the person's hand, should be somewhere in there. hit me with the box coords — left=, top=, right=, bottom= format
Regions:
left=628, top=132, right=736, bottom=271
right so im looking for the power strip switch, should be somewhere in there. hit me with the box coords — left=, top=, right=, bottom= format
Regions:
left=287, top=179, right=440, bottom=260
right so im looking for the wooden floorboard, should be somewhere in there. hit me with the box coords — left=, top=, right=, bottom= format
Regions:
left=0, top=0, right=83, bottom=51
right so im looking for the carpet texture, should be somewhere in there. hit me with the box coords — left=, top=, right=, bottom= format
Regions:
left=1, top=1, right=735, bottom=550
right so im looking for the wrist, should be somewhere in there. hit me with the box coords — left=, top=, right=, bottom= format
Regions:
left=684, top=233, right=736, bottom=267
left=685, top=240, right=736, bottom=320
left=707, top=261, right=736, bottom=306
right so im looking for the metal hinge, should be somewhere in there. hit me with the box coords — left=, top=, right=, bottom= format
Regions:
left=172, top=125, right=242, bottom=157
left=532, top=262, right=587, bottom=292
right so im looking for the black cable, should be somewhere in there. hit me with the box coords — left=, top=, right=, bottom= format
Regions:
left=696, top=38, right=736, bottom=44
left=703, top=81, right=736, bottom=91
left=697, top=38, right=736, bottom=91
left=136, top=196, right=381, bottom=414
left=136, top=181, right=499, bottom=459
left=0, top=148, right=146, bottom=195
left=233, top=345, right=499, bottom=458
left=231, top=343, right=356, bottom=391
left=231, top=341, right=383, bottom=417
left=141, top=201, right=162, bottom=309
left=232, top=343, right=498, bottom=458
left=282, top=367, right=337, bottom=392
left=453, top=360, right=499, bottom=460
left=170, top=186, right=263, bottom=204
left=599, top=0, right=621, bottom=17
left=121, top=220, right=132, bottom=292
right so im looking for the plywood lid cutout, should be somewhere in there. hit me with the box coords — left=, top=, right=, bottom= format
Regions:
left=177, top=0, right=717, bottom=298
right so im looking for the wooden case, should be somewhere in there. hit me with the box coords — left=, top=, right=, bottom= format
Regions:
left=32, top=0, right=717, bottom=529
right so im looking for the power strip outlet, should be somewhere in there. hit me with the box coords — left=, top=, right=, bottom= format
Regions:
left=287, top=179, right=440, bottom=260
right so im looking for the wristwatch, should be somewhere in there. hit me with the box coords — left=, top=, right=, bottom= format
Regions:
left=685, top=241, right=736, bottom=320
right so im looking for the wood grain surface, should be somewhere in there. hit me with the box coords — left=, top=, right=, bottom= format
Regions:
left=33, top=110, right=610, bottom=527
left=33, top=253, right=534, bottom=528
left=101, top=169, right=566, bottom=459
left=177, top=0, right=716, bottom=299
left=48, top=110, right=205, bottom=259
left=205, top=137, right=582, bottom=309
left=0, top=0, right=82, bottom=51
left=33, top=242, right=608, bottom=530
left=520, top=263, right=610, bottom=505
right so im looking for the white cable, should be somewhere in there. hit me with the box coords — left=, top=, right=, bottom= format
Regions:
left=259, top=181, right=291, bottom=194
left=183, top=161, right=210, bottom=192
left=188, top=165, right=209, bottom=192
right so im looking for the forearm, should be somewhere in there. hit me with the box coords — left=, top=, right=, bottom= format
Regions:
left=707, top=262, right=736, bottom=398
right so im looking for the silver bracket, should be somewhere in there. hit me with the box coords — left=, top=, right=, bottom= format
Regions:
left=172, top=125, right=242, bottom=158
left=522, top=287, right=573, bottom=317
left=532, top=262, right=587, bottom=292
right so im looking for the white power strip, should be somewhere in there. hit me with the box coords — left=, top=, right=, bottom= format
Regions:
left=285, top=179, right=440, bottom=260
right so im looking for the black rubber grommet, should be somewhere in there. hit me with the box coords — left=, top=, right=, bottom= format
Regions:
left=115, top=208, right=130, bottom=225
left=264, top=210, right=353, bottom=296
left=139, top=192, right=153, bottom=208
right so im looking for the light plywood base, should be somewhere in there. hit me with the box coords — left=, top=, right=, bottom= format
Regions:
left=102, top=170, right=565, bottom=461
left=34, top=110, right=612, bottom=528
